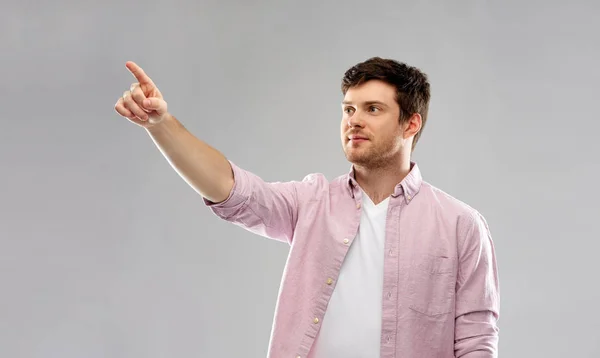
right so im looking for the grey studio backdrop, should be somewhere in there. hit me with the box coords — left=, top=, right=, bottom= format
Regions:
left=1, top=1, right=599, bottom=357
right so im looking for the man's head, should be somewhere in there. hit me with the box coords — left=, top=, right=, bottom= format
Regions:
left=340, top=57, right=431, bottom=169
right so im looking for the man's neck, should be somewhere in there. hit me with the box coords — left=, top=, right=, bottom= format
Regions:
left=353, top=159, right=411, bottom=205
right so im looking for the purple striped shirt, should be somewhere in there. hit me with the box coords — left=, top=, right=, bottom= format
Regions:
left=204, top=160, right=500, bottom=357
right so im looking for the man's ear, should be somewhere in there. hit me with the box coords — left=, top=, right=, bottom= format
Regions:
left=403, top=113, right=422, bottom=139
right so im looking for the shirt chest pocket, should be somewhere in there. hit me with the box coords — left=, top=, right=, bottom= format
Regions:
left=407, top=254, right=456, bottom=316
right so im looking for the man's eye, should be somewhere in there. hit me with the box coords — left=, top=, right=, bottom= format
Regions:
left=369, top=106, right=379, bottom=112
left=344, top=107, right=354, bottom=114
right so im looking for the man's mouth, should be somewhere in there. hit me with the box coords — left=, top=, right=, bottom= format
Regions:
left=348, top=135, right=368, bottom=141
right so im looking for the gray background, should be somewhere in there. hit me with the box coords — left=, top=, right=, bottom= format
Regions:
left=1, top=0, right=599, bottom=357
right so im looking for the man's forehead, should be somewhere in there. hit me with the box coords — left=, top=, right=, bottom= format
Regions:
left=343, top=83, right=396, bottom=105
left=341, top=99, right=389, bottom=106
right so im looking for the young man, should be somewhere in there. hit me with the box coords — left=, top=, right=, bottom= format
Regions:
left=114, top=57, right=500, bottom=358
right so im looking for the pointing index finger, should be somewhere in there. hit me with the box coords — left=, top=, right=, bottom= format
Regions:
left=125, top=61, right=155, bottom=87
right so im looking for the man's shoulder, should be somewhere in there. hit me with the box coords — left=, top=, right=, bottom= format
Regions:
left=294, top=171, right=349, bottom=193
left=418, top=181, right=492, bottom=246
left=276, top=170, right=351, bottom=202
left=301, top=171, right=349, bottom=185
left=419, top=180, right=481, bottom=220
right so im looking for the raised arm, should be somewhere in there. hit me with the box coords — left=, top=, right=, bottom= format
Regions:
left=114, top=61, right=234, bottom=203
left=114, top=61, right=304, bottom=243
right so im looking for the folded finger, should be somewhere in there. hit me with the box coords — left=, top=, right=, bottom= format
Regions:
left=130, top=85, right=150, bottom=111
left=122, top=91, right=148, bottom=120
left=114, top=99, right=135, bottom=119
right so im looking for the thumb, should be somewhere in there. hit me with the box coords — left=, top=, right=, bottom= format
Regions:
left=143, top=97, right=167, bottom=115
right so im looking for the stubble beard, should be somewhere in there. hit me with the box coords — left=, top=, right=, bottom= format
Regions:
left=344, top=140, right=398, bottom=171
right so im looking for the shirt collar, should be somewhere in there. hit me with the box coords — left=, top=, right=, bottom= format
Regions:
left=345, top=161, right=423, bottom=204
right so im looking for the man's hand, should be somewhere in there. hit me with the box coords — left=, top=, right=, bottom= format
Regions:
left=114, top=61, right=169, bottom=128
left=113, top=61, right=235, bottom=203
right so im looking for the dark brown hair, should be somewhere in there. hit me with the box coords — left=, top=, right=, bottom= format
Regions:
left=341, top=57, right=431, bottom=151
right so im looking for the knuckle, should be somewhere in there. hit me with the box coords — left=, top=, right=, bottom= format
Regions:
left=124, top=95, right=136, bottom=107
left=131, top=88, right=146, bottom=101
left=132, top=90, right=145, bottom=100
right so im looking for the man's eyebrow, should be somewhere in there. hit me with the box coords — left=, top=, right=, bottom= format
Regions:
left=341, top=100, right=389, bottom=107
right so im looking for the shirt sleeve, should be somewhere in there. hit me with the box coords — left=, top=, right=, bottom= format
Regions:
left=203, top=160, right=305, bottom=245
left=454, top=211, right=501, bottom=358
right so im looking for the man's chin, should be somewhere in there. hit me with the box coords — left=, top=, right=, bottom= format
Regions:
left=344, top=153, right=370, bottom=166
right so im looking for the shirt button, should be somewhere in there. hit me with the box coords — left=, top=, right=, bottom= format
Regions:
left=356, top=203, right=361, bottom=209
left=296, top=356, right=301, bottom=358
left=387, top=292, right=392, bottom=299
left=388, top=249, right=393, bottom=256
left=326, top=278, right=333, bottom=285
left=313, top=317, right=320, bottom=324
left=343, top=238, right=350, bottom=244
left=407, top=195, right=412, bottom=200
left=386, top=335, right=392, bottom=343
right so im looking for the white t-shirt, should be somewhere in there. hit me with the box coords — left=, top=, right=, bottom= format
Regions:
left=309, top=190, right=390, bottom=357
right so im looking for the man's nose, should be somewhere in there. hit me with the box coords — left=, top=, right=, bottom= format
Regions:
left=347, top=112, right=365, bottom=128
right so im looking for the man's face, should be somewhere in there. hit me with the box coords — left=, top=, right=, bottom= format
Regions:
left=340, top=80, right=405, bottom=169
